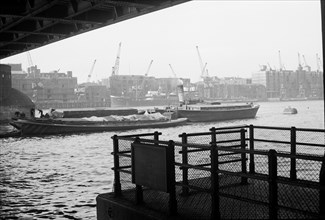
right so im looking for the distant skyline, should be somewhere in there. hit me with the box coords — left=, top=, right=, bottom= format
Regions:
left=0, top=0, right=322, bottom=83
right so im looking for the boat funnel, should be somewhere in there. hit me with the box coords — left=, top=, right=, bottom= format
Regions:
left=177, top=78, right=185, bottom=104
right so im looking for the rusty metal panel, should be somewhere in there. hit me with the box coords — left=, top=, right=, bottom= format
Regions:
left=132, top=143, right=168, bottom=192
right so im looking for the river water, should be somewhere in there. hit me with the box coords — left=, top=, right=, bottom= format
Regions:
left=0, top=100, right=324, bottom=219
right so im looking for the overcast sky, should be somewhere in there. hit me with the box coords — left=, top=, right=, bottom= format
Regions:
left=1, top=0, right=322, bottom=83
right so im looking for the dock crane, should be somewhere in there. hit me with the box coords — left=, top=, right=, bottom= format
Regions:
left=26, top=51, right=36, bottom=77
left=138, top=60, right=153, bottom=99
left=302, top=55, right=311, bottom=71
left=112, top=42, right=122, bottom=76
left=169, top=64, right=186, bottom=103
left=169, top=64, right=177, bottom=78
left=298, top=53, right=303, bottom=70
left=278, top=50, right=285, bottom=71
left=196, top=46, right=209, bottom=79
left=144, top=60, right=153, bottom=76
left=316, top=53, right=322, bottom=72
left=318, top=54, right=323, bottom=68
left=87, top=59, right=97, bottom=83
left=201, top=62, right=208, bottom=77
left=302, top=55, right=309, bottom=67
left=27, top=51, right=33, bottom=68
left=26, top=51, right=42, bottom=96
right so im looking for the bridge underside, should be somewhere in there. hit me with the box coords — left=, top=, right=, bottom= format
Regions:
left=0, top=0, right=190, bottom=59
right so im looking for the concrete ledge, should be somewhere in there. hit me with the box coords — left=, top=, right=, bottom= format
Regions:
left=97, top=193, right=178, bottom=220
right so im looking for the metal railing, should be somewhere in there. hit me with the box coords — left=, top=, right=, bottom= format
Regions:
left=111, top=124, right=325, bottom=219
left=112, top=131, right=161, bottom=196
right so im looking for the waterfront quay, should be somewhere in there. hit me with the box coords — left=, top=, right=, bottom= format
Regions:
left=97, top=125, right=325, bottom=219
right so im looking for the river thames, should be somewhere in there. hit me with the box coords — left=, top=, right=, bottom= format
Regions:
left=0, top=100, right=324, bottom=219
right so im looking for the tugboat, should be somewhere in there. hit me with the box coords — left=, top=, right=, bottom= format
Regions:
left=173, top=79, right=260, bottom=122
left=175, top=102, right=260, bottom=122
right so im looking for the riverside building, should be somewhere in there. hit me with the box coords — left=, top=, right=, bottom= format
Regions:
left=8, top=64, right=110, bottom=109
left=252, top=65, right=324, bottom=100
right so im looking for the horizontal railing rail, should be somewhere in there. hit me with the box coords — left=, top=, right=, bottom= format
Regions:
left=252, top=125, right=325, bottom=133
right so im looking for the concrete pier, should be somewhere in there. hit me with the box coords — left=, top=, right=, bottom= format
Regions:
left=97, top=176, right=321, bottom=219
left=97, top=126, right=325, bottom=219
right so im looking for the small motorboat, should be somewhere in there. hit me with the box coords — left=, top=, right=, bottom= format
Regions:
left=283, top=106, right=298, bottom=114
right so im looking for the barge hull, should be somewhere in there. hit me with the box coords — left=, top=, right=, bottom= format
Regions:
left=176, top=105, right=259, bottom=122
left=10, top=118, right=188, bottom=135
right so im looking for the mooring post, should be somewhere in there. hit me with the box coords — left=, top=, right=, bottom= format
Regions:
left=180, top=132, right=189, bottom=196
left=241, top=128, right=248, bottom=184
left=112, top=135, right=121, bottom=197
left=268, top=149, right=278, bottom=220
left=290, top=127, right=297, bottom=180
left=249, top=124, right=255, bottom=174
left=210, top=127, right=220, bottom=219
left=168, top=140, right=177, bottom=216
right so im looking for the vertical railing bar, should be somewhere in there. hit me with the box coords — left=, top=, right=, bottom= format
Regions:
left=249, top=124, right=255, bottom=174
left=112, top=135, right=121, bottom=197
left=241, top=128, right=248, bottom=184
left=210, top=127, right=220, bottom=219
left=290, top=126, right=297, bottom=180
left=268, top=149, right=278, bottom=220
left=180, top=132, right=189, bottom=196
left=135, top=185, right=143, bottom=205
left=168, top=140, right=177, bottom=216
left=319, top=153, right=325, bottom=218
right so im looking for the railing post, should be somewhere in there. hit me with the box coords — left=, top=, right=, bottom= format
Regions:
left=210, top=127, right=220, bottom=219
left=167, top=140, right=177, bottom=216
left=112, top=135, right=121, bottom=197
left=154, top=131, right=159, bottom=144
left=133, top=137, right=144, bottom=205
left=249, top=124, right=255, bottom=174
left=268, top=149, right=278, bottom=220
left=135, top=185, right=143, bottom=205
left=290, top=126, right=297, bottom=180
left=241, top=128, right=248, bottom=184
left=180, top=132, right=189, bottom=196
left=319, top=153, right=325, bottom=218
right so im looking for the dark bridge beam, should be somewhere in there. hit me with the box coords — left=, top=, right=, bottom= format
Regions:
left=0, top=0, right=190, bottom=59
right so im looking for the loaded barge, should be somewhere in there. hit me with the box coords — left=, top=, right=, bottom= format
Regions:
left=9, top=116, right=187, bottom=136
